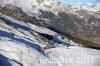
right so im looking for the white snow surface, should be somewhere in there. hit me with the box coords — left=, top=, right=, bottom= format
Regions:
left=0, top=14, right=100, bottom=66
left=0, top=0, right=59, bottom=16
left=0, top=0, right=100, bottom=16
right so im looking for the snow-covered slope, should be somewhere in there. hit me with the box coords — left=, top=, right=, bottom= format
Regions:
left=0, top=0, right=99, bottom=16
left=0, top=0, right=100, bottom=46
left=0, top=13, right=100, bottom=66
left=0, top=0, right=100, bottom=66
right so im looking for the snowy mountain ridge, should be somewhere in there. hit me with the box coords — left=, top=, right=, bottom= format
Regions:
left=0, top=0, right=100, bottom=16
left=0, top=0, right=100, bottom=48
left=0, top=12, right=100, bottom=66
left=0, top=0, right=59, bottom=16
left=0, top=0, right=100, bottom=66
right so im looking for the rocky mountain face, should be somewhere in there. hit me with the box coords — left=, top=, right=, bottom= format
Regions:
left=0, top=0, right=100, bottom=66
left=0, top=13, right=100, bottom=66
left=0, top=0, right=100, bottom=48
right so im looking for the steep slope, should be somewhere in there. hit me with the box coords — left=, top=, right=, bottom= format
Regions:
left=0, top=0, right=100, bottom=48
left=0, top=0, right=59, bottom=16
left=0, top=12, right=100, bottom=66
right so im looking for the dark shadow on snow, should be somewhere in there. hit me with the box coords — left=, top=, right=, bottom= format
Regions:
left=0, top=17, right=72, bottom=47
left=0, top=17, right=30, bottom=31
left=39, top=33, right=74, bottom=47
left=0, top=30, right=41, bottom=51
left=0, top=54, right=12, bottom=66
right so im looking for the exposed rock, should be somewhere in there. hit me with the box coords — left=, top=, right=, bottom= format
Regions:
left=0, top=3, right=100, bottom=48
